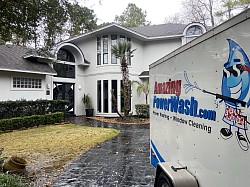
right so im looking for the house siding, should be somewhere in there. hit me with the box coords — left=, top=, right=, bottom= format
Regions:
left=0, top=71, right=51, bottom=101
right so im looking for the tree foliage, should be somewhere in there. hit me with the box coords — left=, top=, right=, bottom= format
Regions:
left=132, top=80, right=149, bottom=104
left=164, top=13, right=187, bottom=24
left=217, top=0, right=250, bottom=19
left=182, top=0, right=218, bottom=27
left=0, top=0, right=41, bottom=45
left=0, top=0, right=97, bottom=48
left=66, top=3, right=97, bottom=37
left=166, top=0, right=250, bottom=27
left=42, top=0, right=68, bottom=48
left=114, top=3, right=150, bottom=27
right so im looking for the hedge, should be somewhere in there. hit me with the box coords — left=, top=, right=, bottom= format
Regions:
left=0, top=100, right=68, bottom=120
left=0, top=112, right=64, bottom=131
left=135, top=104, right=149, bottom=118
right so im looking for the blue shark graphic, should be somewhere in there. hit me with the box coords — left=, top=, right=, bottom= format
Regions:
left=221, top=39, right=250, bottom=151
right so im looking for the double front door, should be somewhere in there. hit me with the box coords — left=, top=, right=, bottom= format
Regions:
left=53, top=82, right=74, bottom=114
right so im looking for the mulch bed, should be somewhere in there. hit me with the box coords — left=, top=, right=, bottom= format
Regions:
left=88, top=116, right=149, bottom=125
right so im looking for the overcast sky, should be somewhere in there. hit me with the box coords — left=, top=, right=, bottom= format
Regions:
left=82, top=0, right=183, bottom=25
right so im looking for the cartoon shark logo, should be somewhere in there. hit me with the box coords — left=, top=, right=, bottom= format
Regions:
left=221, top=39, right=250, bottom=151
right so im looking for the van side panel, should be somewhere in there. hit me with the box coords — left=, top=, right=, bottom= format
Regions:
left=150, top=10, right=250, bottom=187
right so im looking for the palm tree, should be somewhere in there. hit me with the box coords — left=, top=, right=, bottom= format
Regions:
left=132, top=80, right=149, bottom=104
left=111, top=41, right=136, bottom=117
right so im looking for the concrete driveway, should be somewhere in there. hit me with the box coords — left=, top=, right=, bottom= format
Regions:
left=52, top=117, right=155, bottom=187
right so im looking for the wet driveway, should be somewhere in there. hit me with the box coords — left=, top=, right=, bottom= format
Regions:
left=52, top=117, right=155, bottom=187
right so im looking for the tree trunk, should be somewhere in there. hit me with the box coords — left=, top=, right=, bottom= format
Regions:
left=121, top=57, right=130, bottom=117
left=208, top=0, right=215, bottom=27
left=111, top=89, right=123, bottom=118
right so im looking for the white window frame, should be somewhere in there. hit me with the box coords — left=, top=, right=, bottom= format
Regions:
left=97, top=34, right=132, bottom=66
left=11, top=76, right=43, bottom=91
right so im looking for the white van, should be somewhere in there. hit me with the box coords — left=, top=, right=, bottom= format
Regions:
left=150, top=8, right=250, bottom=187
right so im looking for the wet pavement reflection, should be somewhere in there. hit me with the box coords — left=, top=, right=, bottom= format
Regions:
left=52, top=117, right=155, bottom=187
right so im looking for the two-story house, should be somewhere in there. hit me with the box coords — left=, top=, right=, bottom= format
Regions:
left=0, top=22, right=206, bottom=116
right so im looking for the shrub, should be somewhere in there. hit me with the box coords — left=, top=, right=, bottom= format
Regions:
left=0, top=112, right=64, bottom=131
left=135, top=104, right=149, bottom=118
left=0, top=100, right=68, bottom=120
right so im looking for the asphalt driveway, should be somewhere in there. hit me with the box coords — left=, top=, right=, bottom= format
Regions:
left=52, top=117, right=155, bottom=187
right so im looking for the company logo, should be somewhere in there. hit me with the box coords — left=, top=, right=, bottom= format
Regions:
left=154, top=79, right=181, bottom=96
left=153, top=77, right=216, bottom=122
left=220, top=39, right=250, bottom=151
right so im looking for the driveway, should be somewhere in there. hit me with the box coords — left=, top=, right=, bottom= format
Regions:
left=52, top=117, right=155, bottom=187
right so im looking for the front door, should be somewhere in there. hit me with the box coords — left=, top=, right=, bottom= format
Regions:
left=53, top=82, right=74, bottom=114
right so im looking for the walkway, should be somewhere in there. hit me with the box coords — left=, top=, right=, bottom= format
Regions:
left=52, top=117, right=155, bottom=187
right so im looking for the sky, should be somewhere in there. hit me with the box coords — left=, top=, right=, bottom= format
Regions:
left=82, top=0, right=183, bottom=25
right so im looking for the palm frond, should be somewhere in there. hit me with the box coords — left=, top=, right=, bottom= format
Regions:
left=111, top=41, right=135, bottom=59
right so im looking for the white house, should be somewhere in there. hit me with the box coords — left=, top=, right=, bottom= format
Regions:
left=0, top=22, right=206, bottom=117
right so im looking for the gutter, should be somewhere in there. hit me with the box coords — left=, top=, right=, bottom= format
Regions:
left=0, top=68, right=57, bottom=76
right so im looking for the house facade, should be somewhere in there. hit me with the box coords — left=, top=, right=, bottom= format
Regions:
left=0, top=45, right=56, bottom=101
left=0, top=22, right=206, bottom=117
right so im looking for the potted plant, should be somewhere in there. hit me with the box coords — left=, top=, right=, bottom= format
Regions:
left=82, top=94, right=94, bottom=117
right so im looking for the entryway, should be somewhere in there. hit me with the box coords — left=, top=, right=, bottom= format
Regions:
left=53, top=82, right=75, bottom=114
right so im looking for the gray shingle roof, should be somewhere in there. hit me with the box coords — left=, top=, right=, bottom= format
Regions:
left=130, top=23, right=186, bottom=37
left=0, top=45, right=56, bottom=75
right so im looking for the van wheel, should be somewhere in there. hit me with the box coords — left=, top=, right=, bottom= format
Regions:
left=156, top=172, right=173, bottom=187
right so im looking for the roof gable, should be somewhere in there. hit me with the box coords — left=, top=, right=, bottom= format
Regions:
left=60, top=23, right=187, bottom=43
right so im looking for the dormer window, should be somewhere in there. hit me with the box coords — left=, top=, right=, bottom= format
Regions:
left=182, top=23, right=206, bottom=45
left=186, top=25, right=204, bottom=36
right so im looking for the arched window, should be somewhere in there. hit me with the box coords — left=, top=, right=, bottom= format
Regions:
left=57, top=49, right=75, bottom=62
left=186, top=25, right=204, bottom=36
left=54, top=48, right=75, bottom=78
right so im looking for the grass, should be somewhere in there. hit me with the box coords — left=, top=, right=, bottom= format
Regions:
left=0, top=124, right=120, bottom=185
left=0, top=173, right=26, bottom=187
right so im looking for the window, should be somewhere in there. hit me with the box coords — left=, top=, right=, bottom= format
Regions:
left=111, top=35, right=117, bottom=64
left=97, top=37, right=101, bottom=65
left=97, top=79, right=131, bottom=114
left=56, top=48, right=76, bottom=78
left=96, top=34, right=132, bottom=65
left=57, top=49, right=75, bottom=62
left=120, top=35, right=125, bottom=42
left=111, top=80, right=117, bottom=113
left=97, top=80, right=102, bottom=112
left=103, top=35, right=108, bottom=64
left=186, top=25, right=203, bottom=36
left=103, top=80, right=109, bottom=113
left=120, top=80, right=124, bottom=112
left=13, top=77, right=42, bottom=89
left=53, top=63, right=75, bottom=78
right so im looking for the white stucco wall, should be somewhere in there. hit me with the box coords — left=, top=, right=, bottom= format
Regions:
left=56, top=33, right=183, bottom=116
left=143, top=39, right=182, bottom=70
left=0, top=71, right=52, bottom=101
left=73, top=36, right=147, bottom=116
